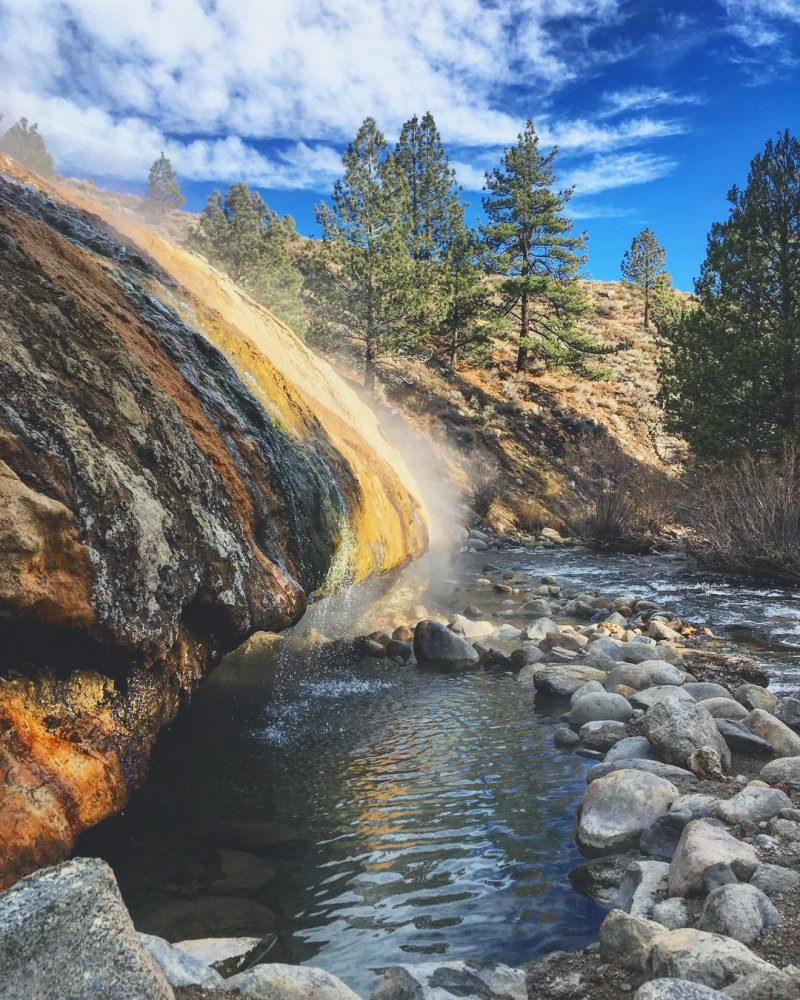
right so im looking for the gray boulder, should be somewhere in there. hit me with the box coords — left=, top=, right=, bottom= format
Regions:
left=619, top=641, right=670, bottom=665
left=734, top=684, right=778, bottom=712
left=639, top=660, right=686, bottom=686
left=716, top=719, right=774, bottom=757
left=746, top=709, right=800, bottom=757
left=519, top=599, right=553, bottom=618
left=577, top=769, right=679, bottom=855
left=646, top=927, right=778, bottom=989
left=570, top=679, right=607, bottom=704
left=585, top=647, right=618, bottom=670
left=512, top=646, right=546, bottom=669
left=635, top=981, right=727, bottom=999
left=632, top=686, right=694, bottom=711
left=641, top=810, right=693, bottom=861
left=642, top=700, right=731, bottom=772
left=760, top=755, right=800, bottom=791
left=750, top=862, right=800, bottom=895
left=588, top=636, right=624, bottom=659
left=715, top=784, right=792, bottom=825
left=669, top=820, right=757, bottom=897
left=531, top=664, right=608, bottom=697
left=569, top=691, right=634, bottom=727
left=605, top=736, right=657, bottom=762
left=616, top=859, right=671, bottom=918
left=226, top=963, right=361, bottom=999
left=370, top=960, right=527, bottom=1000
left=697, top=883, right=780, bottom=944
left=0, top=858, right=172, bottom=999
left=140, top=933, right=224, bottom=988
left=579, top=720, right=629, bottom=752
left=607, top=662, right=655, bottom=691
left=588, top=759, right=697, bottom=785
left=651, top=898, right=691, bottom=931
left=682, top=682, right=732, bottom=701
left=699, top=698, right=749, bottom=721
left=414, top=620, right=480, bottom=671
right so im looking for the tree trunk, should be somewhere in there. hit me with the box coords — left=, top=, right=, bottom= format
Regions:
left=364, top=342, right=375, bottom=395
left=517, top=291, right=529, bottom=372
left=644, top=291, right=650, bottom=329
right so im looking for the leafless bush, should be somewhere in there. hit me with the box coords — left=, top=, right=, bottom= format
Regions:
left=568, top=439, right=663, bottom=552
left=687, top=445, right=800, bottom=584
left=470, top=466, right=503, bottom=520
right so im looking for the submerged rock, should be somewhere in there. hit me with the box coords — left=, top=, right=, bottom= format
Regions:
left=0, top=857, right=172, bottom=999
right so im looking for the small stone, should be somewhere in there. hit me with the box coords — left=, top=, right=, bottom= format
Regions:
left=701, top=863, right=737, bottom=893
left=553, top=725, right=581, bottom=747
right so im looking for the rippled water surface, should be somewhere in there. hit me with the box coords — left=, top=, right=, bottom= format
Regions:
left=79, top=547, right=800, bottom=994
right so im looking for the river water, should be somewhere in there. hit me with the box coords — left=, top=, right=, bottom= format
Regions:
left=77, top=547, right=800, bottom=995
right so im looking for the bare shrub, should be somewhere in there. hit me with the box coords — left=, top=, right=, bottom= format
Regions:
left=470, top=466, right=503, bottom=520
left=513, top=498, right=545, bottom=535
left=568, top=438, right=662, bottom=552
left=687, top=445, right=800, bottom=584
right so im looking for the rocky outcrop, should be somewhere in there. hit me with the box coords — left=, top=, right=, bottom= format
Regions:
left=0, top=166, right=427, bottom=888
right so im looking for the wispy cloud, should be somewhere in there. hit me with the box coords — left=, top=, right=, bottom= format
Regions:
left=562, top=151, right=678, bottom=195
left=720, top=0, right=800, bottom=81
left=598, top=87, right=704, bottom=118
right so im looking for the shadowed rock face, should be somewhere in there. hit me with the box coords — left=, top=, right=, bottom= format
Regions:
left=0, top=170, right=427, bottom=888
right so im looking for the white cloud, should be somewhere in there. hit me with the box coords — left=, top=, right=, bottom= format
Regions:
left=722, top=0, right=800, bottom=46
left=599, top=87, right=703, bottom=117
left=562, top=151, right=677, bottom=195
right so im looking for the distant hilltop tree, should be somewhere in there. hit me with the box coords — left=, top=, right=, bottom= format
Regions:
left=0, top=117, right=55, bottom=177
left=621, top=228, right=669, bottom=328
left=482, top=120, right=616, bottom=377
left=658, top=130, right=800, bottom=459
left=145, top=152, right=185, bottom=216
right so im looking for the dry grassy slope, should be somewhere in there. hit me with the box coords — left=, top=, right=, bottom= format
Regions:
left=381, top=280, right=687, bottom=537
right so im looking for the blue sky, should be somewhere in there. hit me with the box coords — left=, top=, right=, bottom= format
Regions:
left=1, top=0, right=798, bottom=289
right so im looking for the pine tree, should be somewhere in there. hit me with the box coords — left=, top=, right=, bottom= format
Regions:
left=481, top=120, right=611, bottom=376
left=621, top=228, right=669, bottom=328
left=0, top=118, right=54, bottom=177
left=193, top=184, right=307, bottom=335
left=145, top=152, right=185, bottom=216
left=433, top=226, right=495, bottom=370
left=309, top=117, right=418, bottom=393
left=658, top=130, right=800, bottom=460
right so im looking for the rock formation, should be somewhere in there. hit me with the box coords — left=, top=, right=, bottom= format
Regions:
left=0, top=162, right=427, bottom=888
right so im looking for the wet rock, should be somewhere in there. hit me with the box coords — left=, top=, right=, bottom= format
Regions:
left=140, top=932, right=224, bottom=988
left=668, top=820, right=757, bottom=897
left=682, top=683, right=731, bottom=701
left=0, top=858, right=172, bottom=999
left=760, top=755, right=800, bottom=791
left=520, top=616, right=559, bottom=640
left=698, top=698, right=749, bottom=721
left=174, top=936, right=270, bottom=976
left=387, top=639, right=413, bottom=662
left=606, top=736, right=657, bottom=762
left=716, top=719, right=774, bottom=757
left=750, top=862, right=800, bottom=895
left=735, top=684, right=778, bottom=713
left=746, top=709, right=800, bottom=757
left=554, top=725, right=581, bottom=747
left=577, top=769, right=679, bottom=855
left=684, top=652, right=769, bottom=690
left=511, top=646, right=546, bottom=669
left=642, top=700, right=731, bottom=772
left=646, top=927, right=778, bottom=989
left=579, top=720, right=629, bottom=752
left=206, top=820, right=303, bottom=852
left=697, top=883, right=780, bottom=944
left=569, top=853, right=639, bottom=907
left=531, top=664, right=608, bottom=697
left=715, top=784, right=792, bottom=825
left=370, top=960, right=527, bottom=1000
left=569, top=691, right=634, bottom=727
left=651, top=898, right=691, bottom=931
left=635, top=980, right=727, bottom=999
left=598, top=909, right=664, bottom=970
left=227, top=962, right=361, bottom=999
left=641, top=810, right=693, bottom=861
left=449, top=614, right=494, bottom=639
left=588, top=759, right=697, bottom=785
left=211, top=850, right=275, bottom=896
left=616, top=859, right=671, bottom=918
left=414, top=621, right=480, bottom=671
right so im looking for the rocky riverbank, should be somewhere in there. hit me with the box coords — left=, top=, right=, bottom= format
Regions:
left=3, top=537, right=799, bottom=998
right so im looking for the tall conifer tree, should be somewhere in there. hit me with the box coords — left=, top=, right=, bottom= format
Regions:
left=621, top=228, right=669, bottom=328
left=0, top=117, right=54, bottom=176
left=481, top=121, right=609, bottom=375
left=145, top=152, right=184, bottom=215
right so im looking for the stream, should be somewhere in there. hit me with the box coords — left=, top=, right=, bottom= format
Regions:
left=77, top=546, right=800, bottom=995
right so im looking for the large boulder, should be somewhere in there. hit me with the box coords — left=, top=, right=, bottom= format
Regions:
left=577, top=769, right=679, bottom=855
left=370, top=960, right=527, bottom=1000
left=760, top=756, right=800, bottom=791
left=598, top=909, right=664, bottom=970
left=715, top=784, right=792, bottom=825
left=569, top=691, right=634, bottom=727
left=745, top=709, right=800, bottom=757
left=668, top=820, right=758, bottom=897
left=697, top=883, right=780, bottom=944
left=414, top=621, right=480, bottom=671
left=0, top=857, right=172, bottom=999
left=226, top=963, right=361, bottom=999
left=531, top=664, right=608, bottom=697
left=646, top=927, right=778, bottom=989
left=642, top=700, right=731, bottom=772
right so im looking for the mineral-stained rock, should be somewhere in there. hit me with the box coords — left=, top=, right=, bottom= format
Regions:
left=642, top=700, right=731, bottom=772
left=577, top=769, right=679, bottom=855
left=697, top=883, right=780, bottom=943
left=0, top=857, right=172, bottom=999
left=0, top=171, right=426, bottom=888
left=646, top=927, right=778, bottom=989
left=668, top=820, right=757, bottom=897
